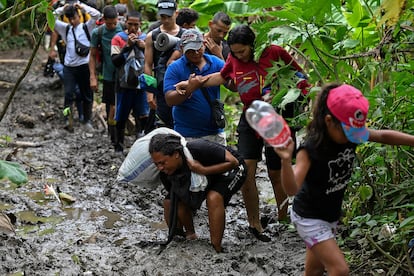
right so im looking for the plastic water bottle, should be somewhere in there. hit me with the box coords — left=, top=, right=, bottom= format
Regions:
left=246, top=100, right=291, bottom=148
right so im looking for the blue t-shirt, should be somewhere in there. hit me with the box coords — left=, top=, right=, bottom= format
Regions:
left=90, top=24, right=123, bottom=81
left=164, top=54, right=225, bottom=137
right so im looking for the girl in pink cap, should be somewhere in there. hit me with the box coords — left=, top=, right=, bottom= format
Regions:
left=274, top=83, right=414, bottom=275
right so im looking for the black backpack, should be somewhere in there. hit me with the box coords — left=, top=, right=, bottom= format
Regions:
left=117, top=32, right=145, bottom=89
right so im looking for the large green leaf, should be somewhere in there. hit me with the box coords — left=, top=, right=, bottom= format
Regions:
left=358, top=185, right=373, bottom=202
left=189, top=0, right=225, bottom=13
left=247, top=0, right=287, bottom=9
left=266, top=9, right=300, bottom=23
left=343, top=0, right=371, bottom=28
left=0, top=0, right=6, bottom=10
left=225, top=1, right=261, bottom=17
left=46, top=9, right=55, bottom=31
left=0, top=160, right=28, bottom=185
left=278, top=88, right=301, bottom=110
left=399, top=215, right=414, bottom=229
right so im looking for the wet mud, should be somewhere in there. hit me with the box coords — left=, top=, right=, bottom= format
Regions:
left=0, top=48, right=306, bottom=275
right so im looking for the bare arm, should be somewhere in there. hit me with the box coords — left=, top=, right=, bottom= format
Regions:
left=89, top=47, right=98, bottom=91
left=144, top=31, right=156, bottom=109
left=274, top=139, right=310, bottom=196
left=165, top=89, right=191, bottom=106
left=187, top=149, right=239, bottom=176
left=167, top=49, right=182, bottom=66
left=175, top=72, right=226, bottom=95
left=368, top=129, right=414, bottom=146
left=48, top=30, right=59, bottom=59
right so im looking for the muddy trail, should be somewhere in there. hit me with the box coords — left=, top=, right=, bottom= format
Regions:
left=2, top=48, right=400, bottom=276
left=0, top=48, right=310, bottom=275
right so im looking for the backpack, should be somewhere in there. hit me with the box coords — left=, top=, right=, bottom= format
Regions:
left=117, top=32, right=145, bottom=89
left=95, top=25, right=104, bottom=74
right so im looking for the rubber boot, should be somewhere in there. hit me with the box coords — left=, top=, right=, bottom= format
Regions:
left=108, top=122, right=117, bottom=146
left=63, top=106, right=74, bottom=132
left=135, top=116, right=147, bottom=139
left=76, top=100, right=84, bottom=123
left=74, top=85, right=83, bottom=122
left=83, top=101, right=93, bottom=129
left=114, top=123, right=125, bottom=153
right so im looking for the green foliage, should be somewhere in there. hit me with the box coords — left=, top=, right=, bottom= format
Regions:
left=0, top=34, right=31, bottom=50
left=0, top=160, right=28, bottom=185
left=220, top=0, right=413, bottom=272
left=0, top=0, right=413, bottom=272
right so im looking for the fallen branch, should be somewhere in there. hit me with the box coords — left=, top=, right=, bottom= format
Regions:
left=366, top=233, right=410, bottom=274
left=96, top=112, right=107, bottom=130
left=0, top=59, right=28, bottom=64
left=0, top=80, right=15, bottom=88
left=0, top=139, right=46, bottom=148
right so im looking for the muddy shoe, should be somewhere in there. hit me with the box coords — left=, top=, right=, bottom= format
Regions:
left=63, top=118, right=74, bottom=132
left=84, top=121, right=94, bottom=130
left=248, top=227, right=271, bottom=242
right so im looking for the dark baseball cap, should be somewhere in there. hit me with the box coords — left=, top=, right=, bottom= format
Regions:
left=157, top=0, right=177, bottom=17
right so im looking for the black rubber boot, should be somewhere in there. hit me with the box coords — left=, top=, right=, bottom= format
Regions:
left=115, top=123, right=125, bottom=153
left=76, top=100, right=84, bottom=122
left=134, top=116, right=147, bottom=139
left=108, top=124, right=117, bottom=146
left=83, top=102, right=93, bottom=129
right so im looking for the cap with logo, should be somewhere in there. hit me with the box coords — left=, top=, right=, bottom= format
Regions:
left=327, top=84, right=370, bottom=144
left=180, top=29, right=204, bottom=54
left=157, top=0, right=177, bottom=17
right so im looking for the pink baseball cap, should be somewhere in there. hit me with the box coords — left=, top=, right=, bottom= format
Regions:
left=327, top=84, right=369, bottom=144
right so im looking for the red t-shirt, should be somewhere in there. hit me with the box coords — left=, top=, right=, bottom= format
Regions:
left=220, top=45, right=302, bottom=109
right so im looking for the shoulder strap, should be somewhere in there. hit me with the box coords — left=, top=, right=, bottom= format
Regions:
left=201, top=87, right=213, bottom=107
left=83, top=23, right=91, bottom=41
left=96, top=25, right=104, bottom=48
left=71, top=27, right=77, bottom=43
left=177, top=27, right=185, bottom=37
left=151, top=27, right=161, bottom=42
left=67, top=24, right=91, bottom=42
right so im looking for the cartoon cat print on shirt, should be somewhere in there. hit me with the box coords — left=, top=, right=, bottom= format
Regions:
left=326, top=148, right=355, bottom=195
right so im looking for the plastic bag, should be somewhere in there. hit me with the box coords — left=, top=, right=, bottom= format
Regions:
left=117, top=127, right=208, bottom=191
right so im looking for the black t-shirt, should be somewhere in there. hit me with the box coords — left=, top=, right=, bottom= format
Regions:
left=293, top=138, right=357, bottom=222
left=159, top=139, right=226, bottom=209
left=187, top=139, right=227, bottom=182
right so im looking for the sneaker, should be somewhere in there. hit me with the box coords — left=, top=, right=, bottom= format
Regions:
left=248, top=227, right=271, bottom=242
left=83, top=120, right=94, bottom=130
